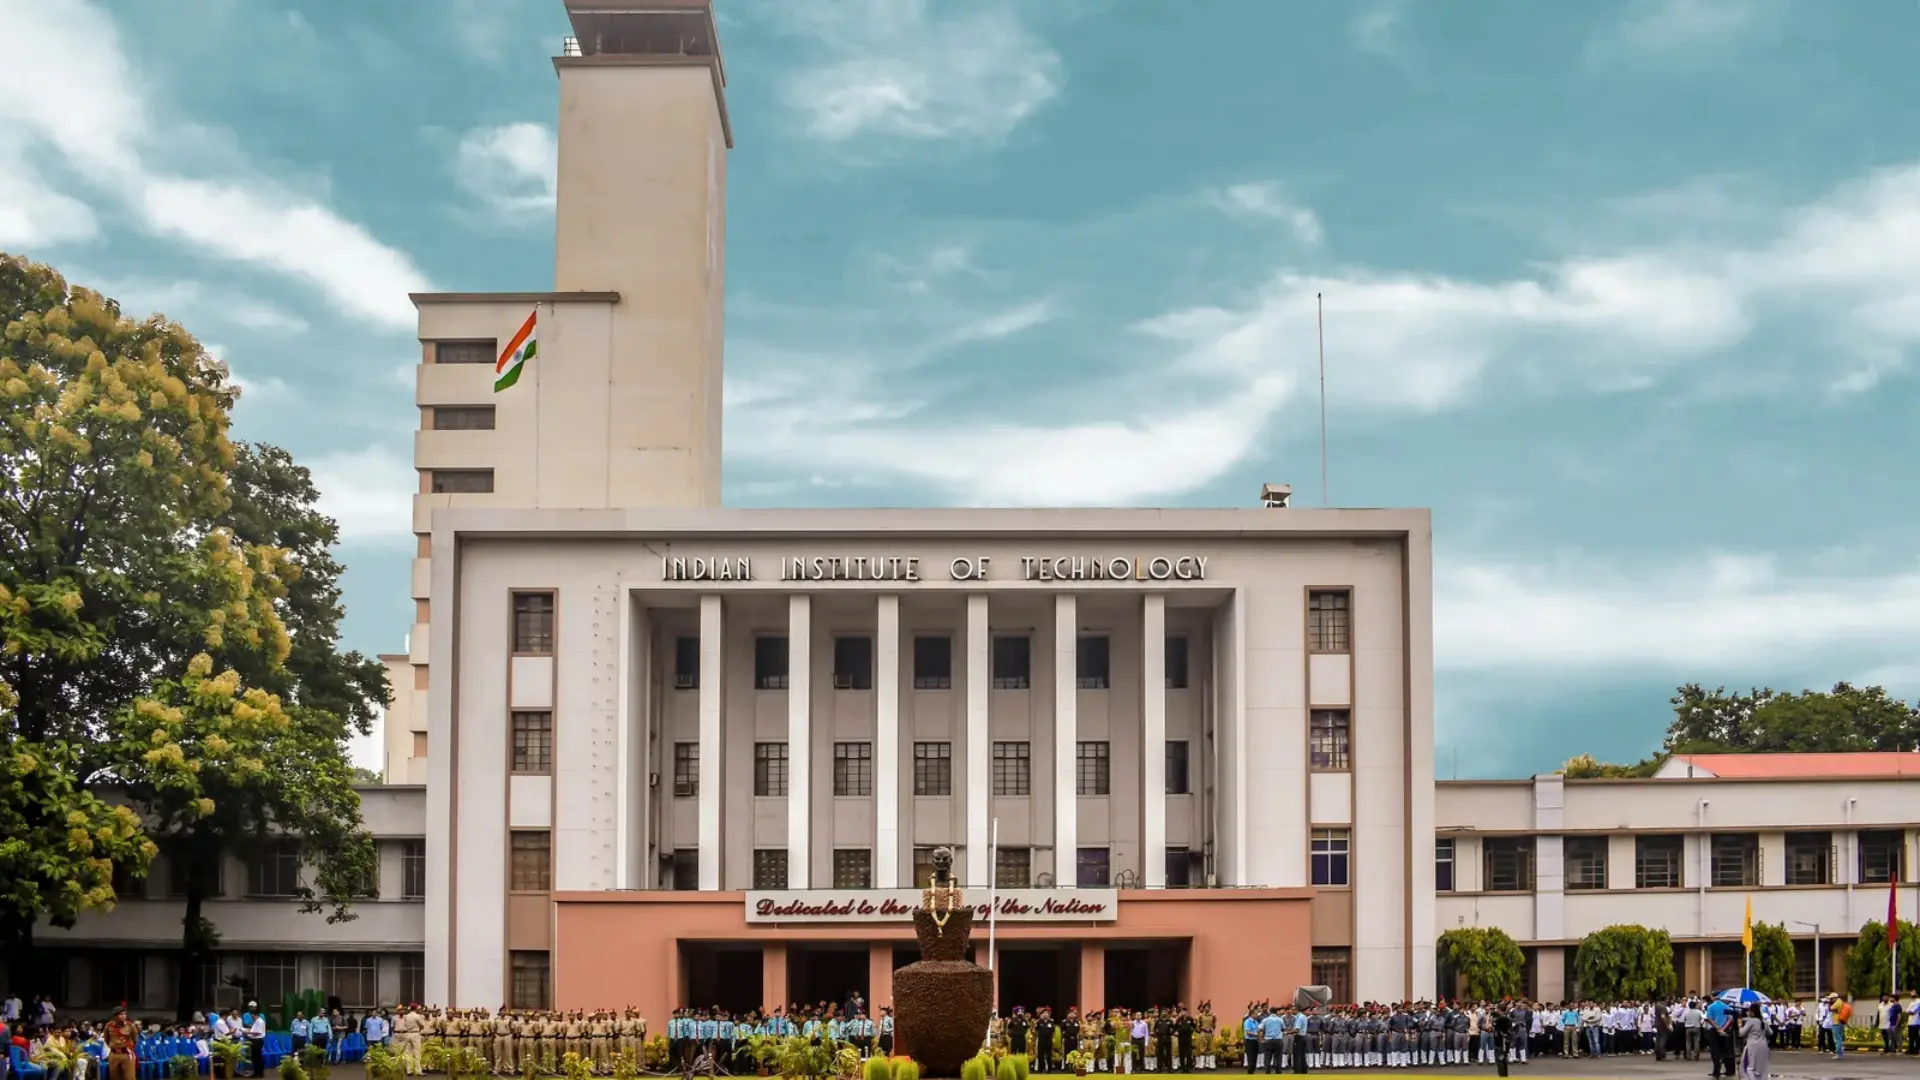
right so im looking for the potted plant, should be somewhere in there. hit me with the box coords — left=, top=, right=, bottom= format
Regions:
left=560, top=1052, right=593, bottom=1080
left=366, top=1044, right=405, bottom=1080
left=170, top=1055, right=200, bottom=1080
left=1064, top=1050, right=1090, bottom=1078
left=278, top=1055, right=308, bottom=1080
left=211, top=1041, right=245, bottom=1080
left=892, top=1059, right=920, bottom=1080
left=300, top=1043, right=330, bottom=1080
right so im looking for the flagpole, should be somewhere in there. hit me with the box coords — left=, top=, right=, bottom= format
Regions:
left=985, top=817, right=1000, bottom=1050
left=1317, top=292, right=1328, bottom=507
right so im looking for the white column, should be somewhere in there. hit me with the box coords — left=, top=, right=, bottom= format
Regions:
left=1142, top=593, right=1167, bottom=888
left=965, top=594, right=990, bottom=888
left=875, top=595, right=902, bottom=887
left=697, top=594, right=723, bottom=890
left=1054, top=593, right=1078, bottom=886
left=788, top=594, right=812, bottom=889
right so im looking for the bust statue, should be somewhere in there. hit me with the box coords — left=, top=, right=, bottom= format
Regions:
left=920, top=845, right=965, bottom=933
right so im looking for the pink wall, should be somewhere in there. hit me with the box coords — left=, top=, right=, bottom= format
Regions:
left=554, top=889, right=1313, bottom=1022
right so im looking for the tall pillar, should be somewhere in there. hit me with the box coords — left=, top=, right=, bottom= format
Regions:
left=876, top=595, right=902, bottom=887
left=1142, top=593, right=1167, bottom=888
left=869, top=944, right=895, bottom=1010
left=966, top=594, right=990, bottom=888
left=789, top=594, right=812, bottom=889
left=762, top=944, right=789, bottom=1015
left=1054, top=594, right=1078, bottom=885
left=697, top=594, right=723, bottom=890
left=1079, top=944, right=1106, bottom=1012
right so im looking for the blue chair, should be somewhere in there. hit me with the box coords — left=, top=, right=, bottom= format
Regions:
left=8, top=1047, right=45, bottom=1080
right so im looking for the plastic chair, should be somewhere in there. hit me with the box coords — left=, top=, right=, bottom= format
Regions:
left=8, top=1047, right=46, bottom=1080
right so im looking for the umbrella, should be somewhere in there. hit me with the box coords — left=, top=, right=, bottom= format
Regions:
left=1715, top=988, right=1771, bottom=1006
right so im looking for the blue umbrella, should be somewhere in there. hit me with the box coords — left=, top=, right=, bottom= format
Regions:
left=1716, top=988, right=1771, bottom=1006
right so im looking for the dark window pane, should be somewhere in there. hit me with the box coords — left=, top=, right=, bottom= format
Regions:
left=1076, top=635, right=1110, bottom=689
left=991, top=636, right=1030, bottom=689
left=912, top=636, right=952, bottom=689
left=1308, top=591, right=1351, bottom=652
left=833, top=636, right=874, bottom=690
left=755, top=636, right=790, bottom=690
left=673, top=636, right=700, bottom=689
left=1165, top=637, right=1190, bottom=689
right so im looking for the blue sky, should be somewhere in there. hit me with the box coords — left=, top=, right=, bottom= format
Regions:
left=5, top=0, right=1920, bottom=778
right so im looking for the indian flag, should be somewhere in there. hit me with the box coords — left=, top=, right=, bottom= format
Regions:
left=494, top=309, right=537, bottom=392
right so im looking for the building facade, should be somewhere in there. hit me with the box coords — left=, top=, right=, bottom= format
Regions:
left=1433, top=755, right=1919, bottom=1001
left=425, top=508, right=1437, bottom=1019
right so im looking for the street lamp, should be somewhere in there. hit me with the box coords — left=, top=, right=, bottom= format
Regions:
left=1790, top=920, right=1820, bottom=1002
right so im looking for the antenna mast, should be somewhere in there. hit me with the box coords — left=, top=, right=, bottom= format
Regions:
left=1318, top=292, right=1328, bottom=507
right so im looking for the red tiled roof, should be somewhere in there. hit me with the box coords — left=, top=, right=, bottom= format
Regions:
left=1669, top=752, right=1920, bottom=779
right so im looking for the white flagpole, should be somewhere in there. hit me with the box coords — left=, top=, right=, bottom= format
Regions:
left=985, top=818, right=1001, bottom=1050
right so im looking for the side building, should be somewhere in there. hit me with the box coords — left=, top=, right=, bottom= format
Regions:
left=1433, top=753, right=1919, bottom=1000
left=10, top=786, right=427, bottom=1015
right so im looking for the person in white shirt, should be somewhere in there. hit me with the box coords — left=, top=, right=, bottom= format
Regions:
left=245, top=1004, right=267, bottom=1077
left=2, top=995, right=21, bottom=1022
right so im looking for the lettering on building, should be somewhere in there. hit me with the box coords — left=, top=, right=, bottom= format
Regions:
left=660, top=554, right=1208, bottom=584
left=743, top=888, right=1119, bottom=924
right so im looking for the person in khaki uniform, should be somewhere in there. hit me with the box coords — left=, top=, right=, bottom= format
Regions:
left=424, top=1009, right=447, bottom=1069
left=586, top=1011, right=610, bottom=1073
left=561, top=1012, right=585, bottom=1069
left=620, top=1010, right=645, bottom=1065
left=539, top=1011, right=561, bottom=1073
left=493, top=1008, right=517, bottom=1075
left=395, top=1005, right=426, bottom=1076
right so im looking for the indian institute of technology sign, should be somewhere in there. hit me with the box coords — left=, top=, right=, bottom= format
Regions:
left=744, top=889, right=1121, bottom=925
left=661, top=555, right=1211, bottom=584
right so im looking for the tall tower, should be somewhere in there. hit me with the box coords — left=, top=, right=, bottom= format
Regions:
left=554, top=0, right=728, bottom=509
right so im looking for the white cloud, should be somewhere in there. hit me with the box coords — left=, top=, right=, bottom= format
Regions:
left=1350, top=1, right=1410, bottom=61
left=1208, top=183, right=1325, bottom=247
left=454, top=122, right=558, bottom=218
left=309, top=445, right=417, bottom=544
left=0, top=138, right=98, bottom=247
left=83, top=276, right=310, bottom=337
left=1603, top=0, right=1777, bottom=58
left=773, top=0, right=1063, bottom=145
left=1436, top=551, right=1920, bottom=679
left=0, top=0, right=430, bottom=330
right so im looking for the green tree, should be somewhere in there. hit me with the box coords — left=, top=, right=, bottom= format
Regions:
left=1437, top=927, right=1526, bottom=1000
left=1665, top=683, right=1920, bottom=754
left=1748, top=922, right=1795, bottom=999
left=1843, top=919, right=1920, bottom=997
left=1558, top=753, right=1663, bottom=779
left=1572, top=925, right=1676, bottom=1000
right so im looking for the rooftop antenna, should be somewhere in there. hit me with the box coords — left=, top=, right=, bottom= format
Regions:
left=1317, top=292, right=1329, bottom=507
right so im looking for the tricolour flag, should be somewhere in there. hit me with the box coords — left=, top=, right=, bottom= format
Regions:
left=1741, top=895, right=1753, bottom=952
left=494, top=309, right=537, bottom=392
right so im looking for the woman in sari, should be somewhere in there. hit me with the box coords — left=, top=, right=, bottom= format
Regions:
left=1739, top=1005, right=1770, bottom=1079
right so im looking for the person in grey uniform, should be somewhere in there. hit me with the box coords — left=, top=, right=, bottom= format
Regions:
left=1388, top=1006, right=1411, bottom=1069
left=1510, top=1003, right=1532, bottom=1064
left=1449, top=1006, right=1472, bottom=1065
left=1305, top=1012, right=1323, bottom=1071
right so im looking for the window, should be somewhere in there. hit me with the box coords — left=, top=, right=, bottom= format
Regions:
left=991, top=635, right=1030, bottom=689
left=754, top=742, right=789, bottom=797
left=672, top=636, right=699, bottom=690
left=913, top=742, right=952, bottom=796
left=94, top=953, right=142, bottom=1007
left=246, top=841, right=301, bottom=897
left=1792, top=940, right=1818, bottom=996
left=833, top=742, right=873, bottom=797
left=1077, top=847, right=1111, bottom=887
left=1634, top=834, right=1683, bottom=889
left=1165, top=637, right=1190, bottom=690
left=1076, top=635, right=1110, bottom=690
left=1564, top=837, right=1608, bottom=891
left=832, top=849, right=872, bottom=888
left=1076, top=741, right=1111, bottom=796
left=833, top=636, right=873, bottom=690
left=754, top=636, right=789, bottom=690
left=239, top=954, right=298, bottom=1006
left=912, top=847, right=938, bottom=889
left=402, top=840, right=427, bottom=899
left=511, top=711, right=552, bottom=773
left=430, top=469, right=494, bottom=494
left=112, top=861, right=146, bottom=900
left=399, top=954, right=425, bottom=1006
left=753, top=849, right=789, bottom=889
left=913, top=636, right=952, bottom=690
left=509, top=951, right=551, bottom=1010
left=166, top=845, right=224, bottom=898
left=1166, top=740, right=1191, bottom=795
left=431, top=405, right=495, bottom=430
left=1784, top=831, right=1832, bottom=886
left=1311, top=828, right=1351, bottom=887
left=1311, top=948, right=1352, bottom=1005
left=433, top=340, right=495, bottom=365
left=991, top=742, right=1031, bottom=797
left=1710, top=834, right=1760, bottom=888
left=1859, top=829, right=1907, bottom=884
left=1308, top=590, right=1351, bottom=652
left=1483, top=837, right=1536, bottom=892
left=1435, top=839, right=1455, bottom=892
left=319, top=954, right=379, bottom=1009
left=673, top=742, right=698, bottom=797
left=510, top=831, right=551, bottom=891
left=670, top=850, right=699, bottom=890
left=1165, top=847, right=1195, bottom=888
left=512, top=593, right=554, bottom=653
left=995, top=847, right=1031, bottom=888
left=1309, top=710, right=1351, bottom=770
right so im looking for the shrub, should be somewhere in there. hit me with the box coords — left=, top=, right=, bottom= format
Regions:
left=1007, top=1054, right=1030, bottom=1080
left=893, top=1059, right=921, bottom=1080
left=864, top=1057, right=896, bottom=1080
left=170, top=1056, right=199, bottom=1080
left=961, top=1054, right=992, bottom=1080
left=278, top=1057, right=308, bottom=1080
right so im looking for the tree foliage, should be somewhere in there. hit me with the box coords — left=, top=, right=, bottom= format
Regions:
left=0, top=254, right=383, bottom=1004
left=1843, top=919, right=1920, bottom=998
left=1747, top=922, right=1794, bottom=999
left=1437, top=927, right=1526, bottom=1001
left=1572, top=925, right=1676, bottom=1001
left=1558, top=753, right=1662, bottom=779
left=1665, top=682, right=1920, bottom=754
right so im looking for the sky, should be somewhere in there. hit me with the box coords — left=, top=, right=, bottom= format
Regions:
left=4, top=0, right=1920, bottom=779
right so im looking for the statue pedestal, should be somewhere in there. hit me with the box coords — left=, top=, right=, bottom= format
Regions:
left=894, top=909, right=993, bottom=1077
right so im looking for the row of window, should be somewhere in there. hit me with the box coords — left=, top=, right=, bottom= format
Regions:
left=59, top=952, right=425, bottom=1012
left=663, top=844, right=1218, bottom=891
left=1434, top=830, right=1910, bottom=893
left=114, top=841, right=428, bottom=901
left=673, top=739, right=1202, bottom=798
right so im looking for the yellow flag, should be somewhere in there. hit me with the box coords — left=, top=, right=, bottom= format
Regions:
left=1741, top=895, right=1753, bottom=951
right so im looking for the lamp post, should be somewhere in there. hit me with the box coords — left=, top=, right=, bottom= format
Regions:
left=1790, top=920, right=1821, bottom=1002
